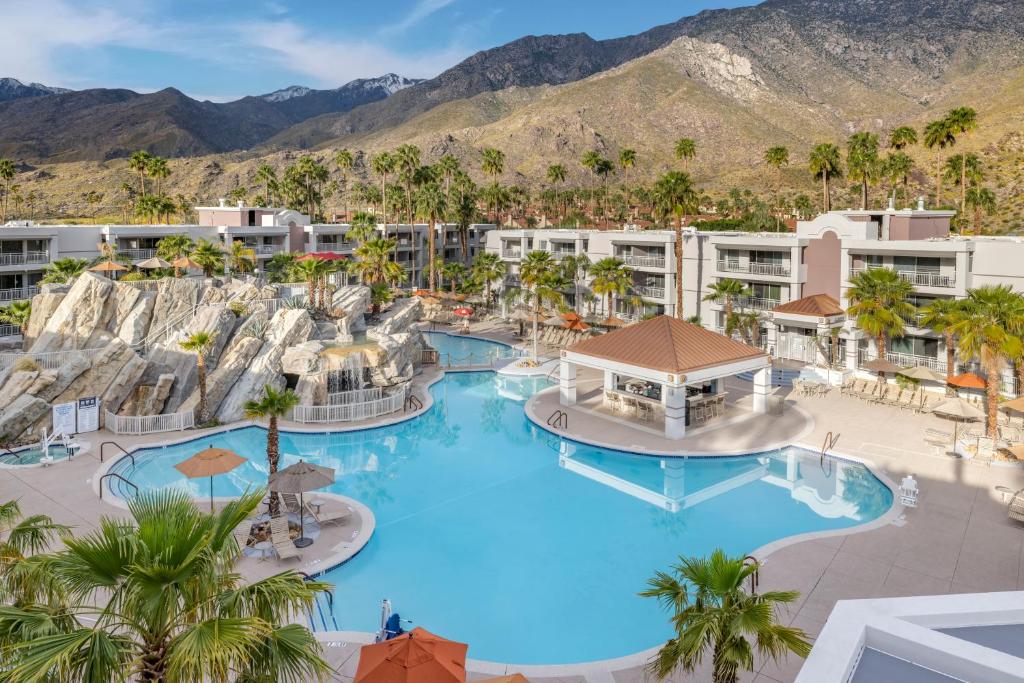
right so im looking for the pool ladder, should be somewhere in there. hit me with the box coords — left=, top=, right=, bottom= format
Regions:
left=742, top=555, right=760, bottom=595
left=820, top=431, right=840, bottom=476
left=546, top=409, right=568, bottom=430
left=404, top=394, right=424, bottom=412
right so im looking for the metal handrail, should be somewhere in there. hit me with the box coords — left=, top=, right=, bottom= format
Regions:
left=404, top=394, right=424, bottom=412
left=99, top=472, right=139, bottom=499
left=820, top=431, right=840, bottom=475
left=100, top=441, right=134, bottom=466
left=546, top=409, right=568, bottom=429
left=742, top=555, right=760, bottom=594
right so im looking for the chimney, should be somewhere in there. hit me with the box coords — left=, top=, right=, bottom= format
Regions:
left=917, top=197, right=925, bottom=211
left=218, top=197, right=227, bottom=208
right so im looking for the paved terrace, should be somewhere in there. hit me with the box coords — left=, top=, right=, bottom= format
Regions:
left=2, top=322, right=1024, bottom=682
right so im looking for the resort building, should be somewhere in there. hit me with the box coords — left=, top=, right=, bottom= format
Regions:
left=485, top=204, right=1024, bottom=393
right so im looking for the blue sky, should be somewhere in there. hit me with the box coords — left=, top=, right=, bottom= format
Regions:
left=4, top=0, right=751, bottom=101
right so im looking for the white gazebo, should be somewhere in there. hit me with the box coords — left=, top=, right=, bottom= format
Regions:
left=559, top=315, right=773, bottom=440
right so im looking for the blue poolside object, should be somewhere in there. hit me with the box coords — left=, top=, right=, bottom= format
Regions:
left=108, top=364, right=892, bottom=665
left=385, top=613, right=404, bottom=640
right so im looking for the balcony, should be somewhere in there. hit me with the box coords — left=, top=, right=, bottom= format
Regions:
left=501, top=249, right=522, bottom=259
left=850, top=268, right=955, bottom=288
left=313, top=245, right=351, bottom=254
left=620, top=254, right=666, bottom=269
left=716, top=295, right=781, bottom=312
left=716, top=260, right=791, bottom=277
left=634, top=285, right=665, bottom=299
left=859, top=349, right=947, bottom=373
left=119, top=248, right=158, bottom=261
left=0, top=286, right=38, bottom=303
left=551, top=250, right=576, bottom=260
left=248, top=245, right=280, bottom=256
left=0, top=251, right=49, bottom=267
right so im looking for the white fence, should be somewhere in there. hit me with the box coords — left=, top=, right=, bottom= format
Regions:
left=0, top=348, right=103, bottom=371
left=292, top=386, right=407, bottom=424
left=327, top=386, right=384, bottom=406
left=104, top=409, right=195, bottom=435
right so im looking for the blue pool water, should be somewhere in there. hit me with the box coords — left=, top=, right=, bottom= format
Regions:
left=1, top=444, right=71, bottom=466
left=422, top=330, right=519, bottom=366
left=110, top=372, right=892, bottom=665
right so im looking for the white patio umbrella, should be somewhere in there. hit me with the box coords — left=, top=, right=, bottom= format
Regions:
left=932, top=397, right=985, bottom=454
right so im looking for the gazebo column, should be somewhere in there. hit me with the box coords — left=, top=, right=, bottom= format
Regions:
left=559, top=358, right=577, bottom=406
left=664, top=384, right=687, bottom=439
left=752, top=367, right=771, bottom=414
left=603, top=369, right=615, bottom=392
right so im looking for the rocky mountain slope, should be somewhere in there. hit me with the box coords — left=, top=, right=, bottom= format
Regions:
left=0, top=78, right=71, bottom=103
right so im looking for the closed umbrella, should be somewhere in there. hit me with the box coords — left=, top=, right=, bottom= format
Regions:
left=174, top=446, right=246, bottom=512
left=355, top=627, right=467, bottom=683
left=268, top=459, right=336, bottom=548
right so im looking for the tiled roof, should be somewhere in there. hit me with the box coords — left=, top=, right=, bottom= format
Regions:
left=566, top=315, right=767, bottom=374
left=772, top=294, right=844, bottom=317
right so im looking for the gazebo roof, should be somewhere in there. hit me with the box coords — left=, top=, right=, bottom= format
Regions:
left=773, top=294, right=844, bottom=318
left=566, top=315, right=767, bottom=375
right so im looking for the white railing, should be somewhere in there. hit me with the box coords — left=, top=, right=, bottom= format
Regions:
left=850, top=268, right=955, bottom=288
left=0, top=286, right=39, bottom=302
left=620, top=255, right=666, bottom=269
left=502, top=250, right=522, bottom=259
left=104, top=409, right=195, bottom=435
left=717, top=296, right=781, bottom=312
left=0, top=324, right=20, bottom=338
left=0, top=251, right=49, bottom=266
left=635, top=286, right=665, bottom=299
left=436, top=346, right=525, bottom=368
left=0, top=348, right=101, bottom=370
left=291, top=386, right=407, bottom=424
left=121, top=248, right=158, bottom=261
left=327, top=386, right=384, bottom=406
left=859, top=348, right=947, bottom=373
left=250, top=245, right=280, bottom=256
left=717, top=261, right=791, bottom=277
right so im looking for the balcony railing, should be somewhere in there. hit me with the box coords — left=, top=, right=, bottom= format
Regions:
left=0, top=286, right=39, bottom=303
left=0, top=324, right=19, bottom=338
left=551, top=250, right=576, bottom=260
left=635, top=285, right=665, bottom=299
left=119, top=248, right=158, bottom=261
left=717, top=296, right=781, bottom=312
left=859, top=349, right=947, bottom=373
left=850, top=268, right=954, bottom=288
left=0, top=251, right=49, bottom=266
left=249, top=245, right=280, bottom=256
left=620, top=255, right=666, bottom=269
left=502, top=249, right=522, bottom=259
left=716, top=260, right=791, bottom=277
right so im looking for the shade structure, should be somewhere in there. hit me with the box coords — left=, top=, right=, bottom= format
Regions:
left=1002, top=444, right=1024, bottom=460
left=476, top=676, right=529, bottom=683
left=452, top=307, right=473, bottom=318
left=267, top=460, right=336, bottom=548
left=355, top=627, right=467, bottom=683
left=171, top=256, right=203, bottom=271
left=174, top=447, right=246, bottom=512
left=562, top=318, right=590, bottom=331
left=862, top=358, right=903, bottom=374
left=543, top=314, right=565, bottom=327
left=948, top=372, right=987, bottom=390
left=932, top=397, right=985, bottom=420
left=1000, top=396, right=1024, bottom=413
left=89, top=260, right=128, bottom=274
left=899, top=365, right=947, bottom=383
left=134, top=256, right=172, bottom=270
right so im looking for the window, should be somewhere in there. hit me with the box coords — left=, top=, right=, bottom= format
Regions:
left=893, top=256, right=939, bottom=273
left=721, top=248, right=740, bottom=266
left=889, top=336, right=939, bottom=358
left=749, top=283, right=781, bottom=300
left=862, top=254, right=883, bottom=268
left=750, top=250, right=783, bottom=265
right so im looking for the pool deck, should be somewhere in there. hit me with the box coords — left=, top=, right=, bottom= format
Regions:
left=4, top=319, right=1024, bottom=682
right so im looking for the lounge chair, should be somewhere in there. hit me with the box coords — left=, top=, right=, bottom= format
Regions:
left=896, top=389, right=917, bottom=411
left=307, top=502, right=351, bottom=527
left=839, top=377, right=856, bottom=396
left=917, top=393, right=937, bottom=414
left=269, top=516, right=301, bottom=562
left=232, top=520, right=253, bottom=555
left=884, top=387, right=904, bottom=407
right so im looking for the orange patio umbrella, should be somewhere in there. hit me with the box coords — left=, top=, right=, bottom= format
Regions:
left=413, top=289, right=432, bottom=297
left=354, top=627, right=467, bottom=683
left=175, top=446, right=246, bottom=512
left=88, top=261, right=128, bottom=278
left=476, top=676, right=529, bottom=683
left=562, top=317, right=590, bottom=331
left=171, top=256, right=203, bottom=271
left=947, top=372, right=986, bottom=390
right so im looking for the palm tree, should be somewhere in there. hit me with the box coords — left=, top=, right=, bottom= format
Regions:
left=546, top=164, right=567, bottom=225
left=589, top=257, right=632, bottom=318
left=520, top=251, right=561, bottom=359
left=0, top=158, right=16, bottom=224
left=134, top=194, right=161, bottom=223
left=703, top=278, right=751, bottom=321
left=0, top=490, right=329, bottom=682
left=146, top=156, right=171, bottom=195
left=371, top=152, right=395, bottom=230
left=481, top=148, right=505, bottom=181
left=919, top=298, right=964, bottom=394
left=394, top=145, right=421, bottom=274
left=888, top=125, right=918, bottom=150
left=561, top=253, right=591, bottom=313
left=0, top=300, right=32, bottom=336
left=594, top=158, right=615, bottom=227
left=652, top=171, right=698, bottom=318
left=191, top=239, right=224, bottom=277
left=244, top=386, right=301, bottom=517
left=156, top=234, right=195, bottom=277
left=674, top=138, right=696, bottom=171
left=846, top=268, right=916, bottom=376
left=763, top=146, right=789, bottom=206
left=180, top=331, right=217, bottom=424
left=41, top=257, right=89, bottom=284
left=951, top=286, right=1024, bottom=437
left=334, top=149, right=354, bottom=217
left=0, top=499, right=69, bottom=589
left=923, top=117, right=955, bottom=206
left=415, top=181, right=446, bottom=291
left=353, top=237, right=405, bottom=286
left=347, top=210, right=378, bottom=249
left=808, top=143, right=842, bottom=212
left=641, top=549, right=810, bottom=682
left=472, top=252, right=506, bottom=310
left=255, top=163, right=278, bottom=206
left=847, top=131, right=880, bottom=210
left=290, top=258, right=322, bottom=307
left=965, top=186, right=997, bottom=236
left=441, top=262, right=468, bottom=295
left=436, top=154, right=460, bottom=205
left=265, top=251, right=298, bottom=284
left=881, top=152, right=914, bottom=206
left=128, top=150, right=152, bottom=195
left=946, top=106, right=978, bottom=215
left=226, top=241, right=255, bottom=274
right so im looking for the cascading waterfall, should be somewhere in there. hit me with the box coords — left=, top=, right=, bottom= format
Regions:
left=326, top=351, right=371, bottom=393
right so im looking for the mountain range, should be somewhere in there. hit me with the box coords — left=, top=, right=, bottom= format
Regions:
left=2, top=0, right=1023, bottom=228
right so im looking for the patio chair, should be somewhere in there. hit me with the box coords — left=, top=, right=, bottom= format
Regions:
left=884, top=387, right=904, bottom=407
left=917, top=393, right=937, bottom=414
left=924, top=428, right=953, bottom=455
left=307, top=502, right=352, bottom=527
left=839, top=377, right=856, bottom=396
left=232, top=520, right=253, bottom=556
left=269, top=516, right=301, bottom=562
left=622, top=396, right=639, bottom=417
left=872, top=384, right=895, bottom=405
left=281, top=493, right=303, bottom=515
left=898, top=475, right=919, bottom=507
left=637, top=400, right=654, bottom=422
left=792, top=380, right=806, bottom=397
left=897, top=389, right=917, bottom=411
left=606, top=391, right=621, bottom=412
left=1007, top=489, right=1024, bottom=524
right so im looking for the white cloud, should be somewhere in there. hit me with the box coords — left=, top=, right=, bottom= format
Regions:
left=379, top=0, right=456, bottom=37
left=242, top=20, right=470, bottom=87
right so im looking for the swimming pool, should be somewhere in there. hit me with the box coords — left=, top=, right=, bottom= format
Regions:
left=422, top=330, right=520, bottom=366
left=1, top=444, right=72, bottom=466
left=108, top=372, right=892, bottom=665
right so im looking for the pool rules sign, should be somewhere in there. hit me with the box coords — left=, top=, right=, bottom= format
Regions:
left=77, top=397, right=100, bottom=433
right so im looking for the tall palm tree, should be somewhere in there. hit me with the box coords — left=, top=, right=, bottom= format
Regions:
left=923, top=117, right=955, bottom=206
left=472, top=251, right=506, bottom=310
left=128, top=150, right=152, bottom=195
left=41, top=257, right=89, bottom=284
left=180, top=331, right=217, bottom=423
left=641, top=549, right=810, bottom=683
left=888, top=125, right=918, bottom=150
left=847, top=131, right=880, bottom=210
left=334, top=148, right=354, bottom=217
left=481, top=148, right=505, bottom=182
left=763, top=146, right=789, bottom=207
left=593, top=158, right=615, bottom=227
left=394, top=145, right=421, bottom=276
left=244, top=385, right=301, bottom=517
left=290, top=257, right=322, bottom=307
left=520, top=251, right=560, bottom=360
left=441, top=262, right=468, bottom=295
left=255, top=163, right=278, bottom=207
left=415, top=181, right=446, bottom=291
left=353, top=238, right=405, bottom=286
left=226, top=241, right=255, bottom=274
left=191, top=239, right=224, bottom=277
left=0, top=490, right=330, bottom=683
left=589, top=257, right=632, bottom=318
left=652, top=171, right=698, bottom=318
left=451, top=181, right=478, bottom=263
left=561, top=253, right=591, bottom=313
left=347, top=210, right=378, bottom=248
left=951, top=286, right=1024, bottom=437
left=674, top=138, right=697, bottom=171
left=371, top=152, right=395, bottom=231
left=703, top=278, right=751, bottom=321
left=156, top=234, right=195, bottom=277
left=965, top=186, right=997, bottom=236
left=436, top=154, right=460, bottom=206
left=881, top=152, right=914, bottom=206
left=846, top=268, right=916, bottom=376
left=146, top=156, right=171, bottom=195
left=546, top=164, right=567, bottom=225
left=0, top=158, right=16, bottom=224
left=919, top=298, right=964, bottom=394
left=808, top=143, right=842, bottom=212
left=0, top=499, right=69, bottom=588
left=618, top=149, right=637, bottom=219
left=0, top=300, right=32, bottom=336
left=946, top=106, right=978, bottom=215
